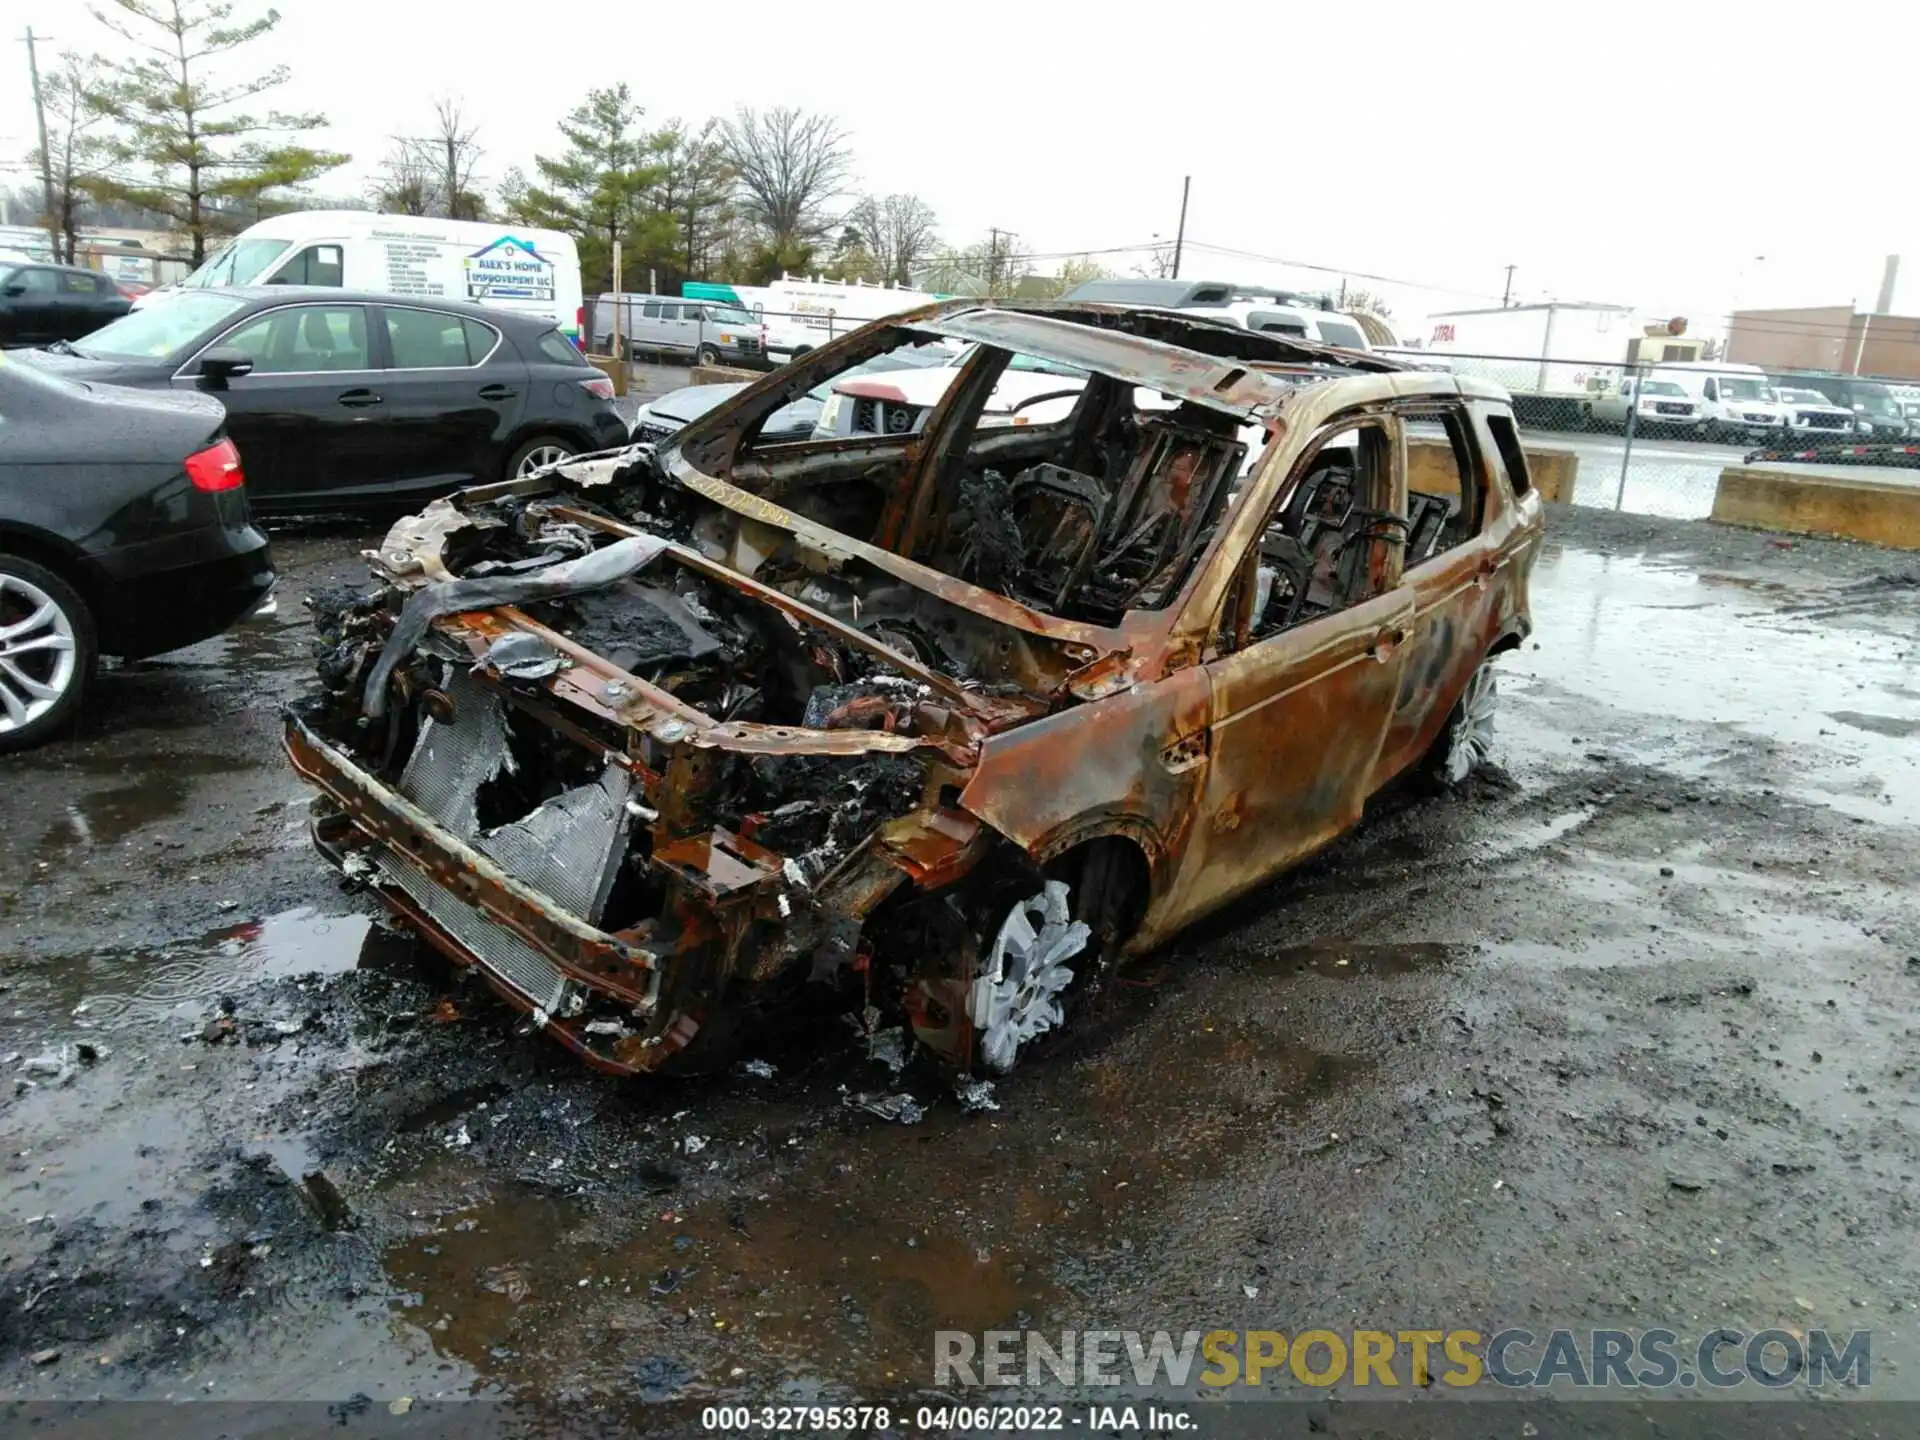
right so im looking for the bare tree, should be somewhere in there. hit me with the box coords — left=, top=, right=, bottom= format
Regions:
left=723, top=106, right=852, bottom=256
left=372, top=98, right=484, bottom=219
left=30, top=51, right=115, bottom=263
left=920, top=233, right=1034, bottom=299
left=1133, top=240, right=1177, bottom=280
left=423, top=97, right=485, bottom=220
left=846, top=192, right=939, bottom=286
left=370, top=140, right=433, bottom=215
left=1339, top=286, right=1393, bottom=321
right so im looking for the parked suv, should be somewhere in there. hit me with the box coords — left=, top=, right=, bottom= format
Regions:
left=0, top=261, right=133, bottom=348
left=590, top=294, right=764, bottom=367
left=283, top=301, right=1542, bottom=1080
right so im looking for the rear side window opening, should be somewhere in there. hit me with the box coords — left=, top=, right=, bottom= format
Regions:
left=536, top=329, right=593, bottom=367
left=1484, top=412, right=1532, bottom=496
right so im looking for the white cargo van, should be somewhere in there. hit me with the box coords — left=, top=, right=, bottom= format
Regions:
left=134, top=211, right=587, bottom=347
left=1651, top=362, right=1788, bottom=442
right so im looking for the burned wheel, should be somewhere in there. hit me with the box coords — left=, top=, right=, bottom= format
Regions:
left=1426, top=658, right=1499, bottom=786
left=0, top=556, right=96, bottom=753
left=969, top=880, right=1090, bottom=1073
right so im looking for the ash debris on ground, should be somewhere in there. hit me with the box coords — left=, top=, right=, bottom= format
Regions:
left=3, top=505, right=1919, bottom=1405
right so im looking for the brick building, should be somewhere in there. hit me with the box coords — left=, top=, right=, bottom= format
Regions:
left=1727, top=305, right=1920, bottom=380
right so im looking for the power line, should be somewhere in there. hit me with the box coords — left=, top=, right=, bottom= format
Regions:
left=1181, top=239, right=1508, bottom=302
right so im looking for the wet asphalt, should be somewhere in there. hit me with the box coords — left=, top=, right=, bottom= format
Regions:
left=2, top=503, right=1918, bottom=1430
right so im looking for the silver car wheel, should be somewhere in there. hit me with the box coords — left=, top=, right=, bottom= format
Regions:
left=968, top=880, right=1089, bottom=1073
left=1441, top=661, right=1498, bottom=785
left=0, top=574, right=80, bottom=736
left=516, top=444, right=573, bottom=477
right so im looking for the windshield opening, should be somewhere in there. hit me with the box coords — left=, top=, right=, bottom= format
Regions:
left=1854, top=385, right=1900, bottom=417
left=1315, top=321, right=1367, bottom=349
left=1640, top=380, right=1685, bottom=396
left=71, top=292, right=250, bottom=360
left=1718, top=377, right=1771, bottom=401
left=182, top=238, right=292, bottom=289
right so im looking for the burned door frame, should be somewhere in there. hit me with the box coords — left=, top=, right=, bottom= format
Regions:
left=1370, top=397, right=1506, bottom=786
left=1145, top=410, right=1416, bottom=940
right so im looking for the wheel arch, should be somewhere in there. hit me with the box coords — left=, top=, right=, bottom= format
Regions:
left=0, top=524, right=107, bottom=634
left=1028, top=818, right=1160, bottom=935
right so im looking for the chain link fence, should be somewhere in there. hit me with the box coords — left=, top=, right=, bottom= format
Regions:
left=1382, top=347, right=1920, bottom=520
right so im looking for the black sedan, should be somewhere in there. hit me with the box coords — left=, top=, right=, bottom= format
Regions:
left=0, top=260, right=133, bottom=348
left=0, top=356, right=275, bottom=751
left=14, top=288, right=628, bottom=514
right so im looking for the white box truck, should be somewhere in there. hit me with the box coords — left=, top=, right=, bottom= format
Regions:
left=1421, top=303, right=1703, bottom=428
left=727, top=277, right=943, bottom=365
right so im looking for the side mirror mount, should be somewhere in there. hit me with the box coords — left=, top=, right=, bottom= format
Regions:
left=198, top=346, right=254, bottom=389
left=1, top=282, right=25, bottom=298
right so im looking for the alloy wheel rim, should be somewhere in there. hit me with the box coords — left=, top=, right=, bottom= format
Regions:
left=0, top=575, right=79, bottom=734
left=517, top=445, right=572, bottom=477
left=967, top=880, right=1090, bottom=1072
left=1443, top=663, right=1498, bottom=784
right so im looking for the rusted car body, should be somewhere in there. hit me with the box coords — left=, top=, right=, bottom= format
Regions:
left=284, top=301, right=1543, bottom=1077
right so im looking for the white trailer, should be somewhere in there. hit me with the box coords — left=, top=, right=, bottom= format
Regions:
left=735, top=277, right=943, bottom=365
left=1423, top=302, right=1641, bottom=426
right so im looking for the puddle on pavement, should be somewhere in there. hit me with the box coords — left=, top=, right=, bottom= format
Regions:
left=25, top=753, right=254, bottom=858
left=25, top=905, right=403, bottom=1027
left=1472, top=806, right=1595, bottom=863
left=1523, top=547, right=1920, bottom=823
left=1828, top=709, right=1920, bottom=737
left=377, top=1005, right=1380, bottom=1400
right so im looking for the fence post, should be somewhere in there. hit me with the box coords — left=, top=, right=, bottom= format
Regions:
left=611, top=239, right=623, bottom=359
left=1615, top=362, right=1644, bottom=511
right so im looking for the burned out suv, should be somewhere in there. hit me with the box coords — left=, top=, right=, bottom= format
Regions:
left=285, top=302, right=1543, bottom=1078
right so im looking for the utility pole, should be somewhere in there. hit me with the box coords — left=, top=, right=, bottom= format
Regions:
left=1171, top=175, right=1190, bottom=280
left=23, top=27, right=59, bottom=263
left=987, top=226, right=1002, bottom=296
left=1502, top=264, right=1515, bottom=308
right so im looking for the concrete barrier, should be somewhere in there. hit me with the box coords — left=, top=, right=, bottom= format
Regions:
left=691, top=364, right=763, bottom=386
left=586, top=354, right=627, bottom=397
left=1408, top=439, right=1575, bottom=505
left=1711, top=465, right=1920, bottom=549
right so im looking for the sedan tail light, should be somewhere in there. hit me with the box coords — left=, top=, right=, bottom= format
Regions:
left=185, top=437, right=244, bottom=492
left=578, top=375, right=615, bottom=400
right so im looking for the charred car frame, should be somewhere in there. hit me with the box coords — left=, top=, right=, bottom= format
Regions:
left=284, top=300, right=1543, bottom=1077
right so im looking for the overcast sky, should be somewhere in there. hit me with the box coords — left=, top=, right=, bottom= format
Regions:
left=6, top=0, right=1916, bottom=337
